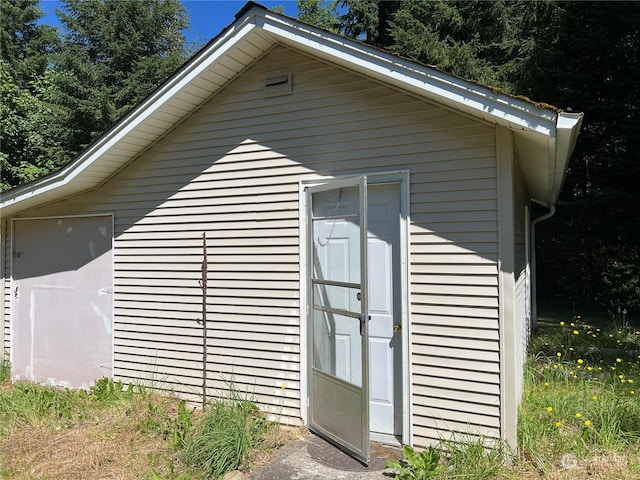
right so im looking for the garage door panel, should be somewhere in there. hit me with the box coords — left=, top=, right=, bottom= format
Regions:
left=12, top=216, right=113, bottom=388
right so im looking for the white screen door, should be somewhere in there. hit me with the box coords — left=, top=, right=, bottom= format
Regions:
left=307, top=176, right=370, bottom=464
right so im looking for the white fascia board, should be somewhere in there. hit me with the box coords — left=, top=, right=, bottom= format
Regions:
left=549, top=112, right=584, bottom=205
left=255, top=11, right=558, bottom=136
left=1, top=21, right=260, bottom=216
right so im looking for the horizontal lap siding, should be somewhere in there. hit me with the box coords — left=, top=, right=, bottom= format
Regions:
left=513, top=161, right=530, bottom=401
left=410, top=155, right=500, bottom=445
left=10, top=44, right=500, bottom=439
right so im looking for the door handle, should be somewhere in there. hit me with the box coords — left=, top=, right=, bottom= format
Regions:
left=14, top=282, right=19, bottom=299
left=393, top=324, right=401, bottom=333
left=359, top=314, right=370, bottom=335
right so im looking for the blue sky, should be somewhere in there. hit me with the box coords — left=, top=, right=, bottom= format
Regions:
left=38, top=0, right=301, bottom=47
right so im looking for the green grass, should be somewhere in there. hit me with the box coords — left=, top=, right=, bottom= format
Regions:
left=0, top=381, right=92, bottom=436
left=517, top=314, right=640, bottom=476
left=182, top=386, right=270, bottom=479
left=386, top=312, right=640, bottom=479
left=0, top=374, right=275, bottom=479
left=0, top=357, right=10, bottom=383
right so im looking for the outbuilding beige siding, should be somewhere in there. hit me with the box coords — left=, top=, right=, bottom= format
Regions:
left=513, top=160, right=531, bottom=401
left=2, top=45, right=499, bottom=444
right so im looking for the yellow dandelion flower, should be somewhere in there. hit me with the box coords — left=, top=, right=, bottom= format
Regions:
left=281, top=385, right=286, bottom=389
left=577, top=359, right=584, bottom=364
left=619, top=374, right=625, bottom=379
left=587, top=367, right=593, bottom=371
left=556, top=421, right=562, bottom=427
left=584, top=420, right=591, bottom=427
left=553, top=364, right=559, bottom=369
left=547, top=406, right=553, bottom=412
left=628, top=379, right=634, bottom=384
left=592, top=395, right=598, bottom=401
left=569, top=347, right=575, bottom=351
left=557, top=352, right=562, bottom=357
left=571, top=322, right=575, bottom=327
left=560, top=321, right=565, bottom=326
left=573, top=330, right=579, bottom=335
left=621, top=379, right=626, bottom=383
left=575, top=412, right=582, bottom=418
left=616, top=358, right=623, bottom=363
left=573, top=375, right=578, bottom=379
left=631, top=391, right=636, bottom=395
left=544, top=382, right=550, bottom=387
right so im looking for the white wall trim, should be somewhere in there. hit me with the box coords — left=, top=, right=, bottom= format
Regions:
left=496, top=126, right=518, bottom=452
left=298, top=180, right=309, bottom=424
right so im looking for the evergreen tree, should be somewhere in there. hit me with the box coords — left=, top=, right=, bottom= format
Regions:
left=300, top=0, right=640, bottom=311
left=298, top=0, right=341, bottom=33
left=530, top=2, right=640, bottom=310
left=0, top=0, right=68, bottom=190
left=53, top=0, right=189, bottom=153
left=0, top=0, right=59, bottom=88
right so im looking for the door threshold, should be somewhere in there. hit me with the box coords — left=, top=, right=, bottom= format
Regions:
left=370, top=432, right=402, bottom=446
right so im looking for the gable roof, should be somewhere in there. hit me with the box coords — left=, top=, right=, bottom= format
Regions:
left=0, top=1, right=582, bottom=217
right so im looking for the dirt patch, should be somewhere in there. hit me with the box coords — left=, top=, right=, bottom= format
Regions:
left=0, top=396, right=183, bottom=479
left=250, top=425, right=306, bottom=470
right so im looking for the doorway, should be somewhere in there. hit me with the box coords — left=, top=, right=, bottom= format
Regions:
left=304, top=173, right=407, bottom=464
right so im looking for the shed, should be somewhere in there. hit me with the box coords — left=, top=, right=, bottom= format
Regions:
left=0, top=2, right=582, bottom=462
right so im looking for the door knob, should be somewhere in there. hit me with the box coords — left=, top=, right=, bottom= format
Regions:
left=393, top=324, right=401, bottom=333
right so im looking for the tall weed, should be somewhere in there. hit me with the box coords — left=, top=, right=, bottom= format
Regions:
left=440, top=435, right=504, bottom=479
left=0, top=357, right=9, bottom=383
left=182, top=388, right=269, bottom=479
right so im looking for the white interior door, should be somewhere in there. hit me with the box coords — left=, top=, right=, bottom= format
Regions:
left=368, top=183, right=402, bottom=439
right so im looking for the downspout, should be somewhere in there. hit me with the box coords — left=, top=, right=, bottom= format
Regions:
left=530, top=112, right=582, bottom=329
left=530, top=204, right=556, bottom=330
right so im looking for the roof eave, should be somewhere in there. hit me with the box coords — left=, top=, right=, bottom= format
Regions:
left=547, top=112, right=584, bottom=206
left=1, top=2, right=578, bottom=217
left=256, top=8, right=559, bottom=137
left=1, top=18, right=262, bottom=217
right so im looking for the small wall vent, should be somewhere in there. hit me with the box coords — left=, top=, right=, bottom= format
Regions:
left=264, top=73, right=292, bottom=97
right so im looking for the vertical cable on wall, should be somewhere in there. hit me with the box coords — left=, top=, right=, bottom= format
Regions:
left=200, top=232, right=208, bottom=408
